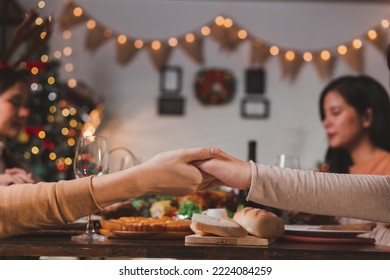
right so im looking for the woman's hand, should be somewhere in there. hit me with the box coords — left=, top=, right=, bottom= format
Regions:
left=131, top=147, right=220, bottom=196
left=194, top=150, right=252, bottom=190
left=0, top=168, right=34, bottom=186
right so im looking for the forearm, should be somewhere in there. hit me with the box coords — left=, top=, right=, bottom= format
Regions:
left=0, top=177, right=96, bottom=238
left=247, top=162, right=390, bottom=223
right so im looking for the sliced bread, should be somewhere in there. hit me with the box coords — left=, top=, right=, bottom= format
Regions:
left=191, top=213, right=248, bottom=237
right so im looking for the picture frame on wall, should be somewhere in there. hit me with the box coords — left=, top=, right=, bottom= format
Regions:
left=245, top=68, right=265, bottom=94
left=241, top=95, right=270, bottom=119
left=159, top=66, right=182, bottom=94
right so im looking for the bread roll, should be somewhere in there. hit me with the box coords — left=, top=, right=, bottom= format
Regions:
left=233, top=207, right=284, bottom=238
left=191, top=213, right=248, bottom=237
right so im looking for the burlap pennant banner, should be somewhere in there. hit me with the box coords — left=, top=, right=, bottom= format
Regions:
left=340, top=44, right=364, bottom=73
left=85, top=23, right=112, bottom=52
left=280, top=50, right=304, bottom=81
left=312, top=52, right=336, bottom=80
left=366, top=27, right=388, bottom=54
left=148, top=42, right=172, bottom=70
left=179, top=35, right=204, bottom=64
left=116, top=39, right=139, bottom=66
left=250, top=39, right=272, bottom=66
left=60, top=2, right=87, bottom=31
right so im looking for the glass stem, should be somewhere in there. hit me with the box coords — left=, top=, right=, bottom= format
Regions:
left=85, top=213, right=95, bottom=234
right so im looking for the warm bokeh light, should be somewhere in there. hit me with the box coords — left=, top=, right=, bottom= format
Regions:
left=31, top=146, right=39, bottom=155
left=49, top=106, right=56, bottom=113
left=68, top=138, right=76, bottom=147
left=237, top=29, right=248, bottom=40
left=47, top=77, right=55, bottom=85
left=38, top=131, right=46, bottom=139
left=223, top=18, right=233, bottom=28
left=38, top=1, right=46, bottom=9
left=381, top=19, right=390, bottom=28
left=367, top=29, right=378, bottom=40
left=117, top=35, right=127, bottom=44
left=62, top=30, right=72, bottom=39
left=47, top=115, right=54, bottom=123
left=185, top=33, right=195, bottom=43
left=41, top=55, right=49, bottom=62
left=352, top=39, right=362, bottom=49
left=40, top=32, right=47, bottom=40
left=69, top=119, right=78, bottom=127
left=65, top=63, right=74, bottom=72
left=35, top=17, right=43, bottom=26
left=215, top=16, right=224, bottom=26
left=303, top=52, right=313, bottom=62
left=65, top=157, right=73, bottom=165
left=269, top=45, right=279, bottom=56
left=73, top=7, right=83, bottom=17
left=49, top=152, right=56, bottom=161
left=151, top=40, right=161, bottom=50
left=62, top=109, right=70, bottom=117
left=86, top=20, right=96, bottom=29
left=67, top=79, right=77, bottom=88
left=285, top=50, right=295, bottom=61
left=337, top=45, right=348, bottom=55
left=104, top=29, right=113, bottom=38
left=320, top=50, right=331, bottom=61
left=63, top=47, right=72, bottom=56
left=31, top=67, right=39, bottom=75
left=201, top=26, right=211, bottom=36
left=69, top=107, right=77, bottom=115
left=168, top=37, right=178, bottom=47
left=134, top=39, right=144, bottom=49
left=61, top=127, right=69, bottom=136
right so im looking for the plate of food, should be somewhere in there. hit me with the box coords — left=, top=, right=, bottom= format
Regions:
left=284, top=224, right=375, bottom=238
left=99, top=216, right=192, bottom=239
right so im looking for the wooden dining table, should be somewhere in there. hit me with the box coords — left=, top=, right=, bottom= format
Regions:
left=1, top=233, right=390, bottom=260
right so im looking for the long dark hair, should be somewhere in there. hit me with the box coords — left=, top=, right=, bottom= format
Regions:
left=0, top=67, right=28, bottom=95
left=319, top=75, right=390, bottom=173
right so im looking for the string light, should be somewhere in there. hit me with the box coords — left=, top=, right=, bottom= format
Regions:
left=381, top=19, right=389, bottom=28
left=69, top=107, right=77, bottom=115
left=168, top=37, right=178, bottom=47
left=117, top=35, right=127, bottom=44
left=65, top=158, right=73, bottom=165
left=201, top=26, right=211, bottom=36
left=134, top=39, right=144, bottom=49
left=49, top=106, right=57, bottom=113
left=185, top=33, right=195, bottom=43
left=37, top=1, right=46, bottom=9
left=337, top=44, right=348, bottom=55
left=237, top=29, right=248, bottom=40
left=68, top=79, right=77, bottom=88
left=54, top=51, right=62, bottom=59
left=352, top=39, right=362, bottom=49
left=367, top=29, right=378, bottom=40
left=49, top=152, right=57, bottom=160
left=269, top=45, right=279, bottom=56
left=104, top=29, right=113, bottom=38
left=65, top=63, right=74, bottom=72
left=31, top=67, right=39, bottom=75
left=62, top=109, right=70, bottom=117
left=303, top=52, right=313, bottom=62
left=151, top=40, right=161, bottom=50
left=40, top=32, right=47, bottom=40
left=68, top=138, right=76, bottom=147
left=31, top=146, right=39, bottom=155
left=73, top=7, right=83, bottom=17
left=321, top=50, right=331, bottom=61
left=62, top=30, right=72, bottom=39
left=38, top=131, right=46, bottom=139
left=285, top=50, right=296, bottom=61
left=47, top=77, right=55, bottom=85
left=63, top=47, right=72, bottom=56
left=215, top=16, right=224, bottom=26
left=35, top=17, right=43, bottom=25
left=223, top=18, right=233, bottom=28
left=86, top=20, right=96, bottom=30
left=41, top=55, right=49, bottom=62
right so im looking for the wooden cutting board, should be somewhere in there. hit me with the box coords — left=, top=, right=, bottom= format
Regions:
left=185, top=234, right=274, bottom=246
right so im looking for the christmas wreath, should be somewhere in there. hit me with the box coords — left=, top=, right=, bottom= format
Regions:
left=194, top=69, right=236, bottom=105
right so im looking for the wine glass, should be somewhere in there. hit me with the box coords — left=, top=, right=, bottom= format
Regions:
left=274, top=154, right=300, bottom=169
left=72, top=135, right=109, bottom=242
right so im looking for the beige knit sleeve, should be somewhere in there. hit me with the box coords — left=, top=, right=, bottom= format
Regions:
left=247, top=162, right=390, bottom=223
left=0, top=176, right=100, bottom=238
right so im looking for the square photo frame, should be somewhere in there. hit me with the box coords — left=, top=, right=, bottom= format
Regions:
left=159, top=66, right=183, bottom=95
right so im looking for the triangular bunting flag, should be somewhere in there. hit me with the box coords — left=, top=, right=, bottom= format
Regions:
left=340, top=44, right=364, bottom=73
left=366, top=27, right=388, bottom=54
left=179, top=36, right=204, bottom=64
left=250, top=39, right=271, bottom=66
left=312, top=52, right=336, bottom=80
left=148, top=42, right=172, bottom=70
left=85, top=23, right=112, bottom=52
left=60, top=2, right=87, bottom=31
left=116, top=39, right=139, bottom=66
left=280, top=50, right=304, bottom=81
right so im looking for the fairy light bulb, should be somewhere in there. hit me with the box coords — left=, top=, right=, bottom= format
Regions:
left=65, top=63, right=74, bottom=72
left=215, top=16, right=224, bottom=26
left=223, top=18, right=233, bottom=28
left=201, top=26, right=211, bottom=36
left=237, top=29, right=248, bottom=40
left=117, top=35, right=127, bottom=44
left=35, top=17, right=43, bottom=25
left=86, top=20, right=96, bottom=30
left=134, top=39, right=143, bottom=49
left=168, top=37, right=178, bottom=47
left=321, top=50, right=331, bottom=61
left=62, top=30, right=72, bottom=39
left=368, top=29, right=378, bottom=40
left=185, top=33, right=195, bottom=43
left=104, top=29, right=112, bottom=38
left=303, top=52, right=313, bottom=62
left=41, top=55, right=49, bottom=62
left=269, top=45, right=279, bottom=56
left=54, top=51, right=62, bottom=59
left=73, top=7, right=83, bottom=17
left=49, top=152, right=57, bottom=161
left=31, top=67, right=39, bottom=75
left=63, top=47, right=72, bottom=56
left=352, top=39, right=362, bottom=49
left=381, top=19, right=390, bottom=28
left=151, top=40, right=161, bottom=50
left=37, top=1, right=45, bottom=9
left=338, top=45, right=348, bottom=55
left=285, top=50, right=295, bottom=61
left=68, top=79, right=77, bottom=88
